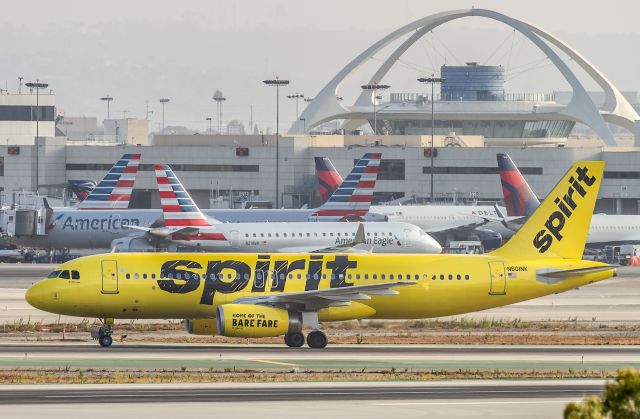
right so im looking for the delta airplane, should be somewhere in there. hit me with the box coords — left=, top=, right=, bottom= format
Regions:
left=315, top=157, right=511, bottom=248
left=26, top=161, right=615, bottom=349
left=8, top=153, right=387, bottom=250
left=121, top=165, right=441, bottom=254
left=497, top=153, right=640, bottom=246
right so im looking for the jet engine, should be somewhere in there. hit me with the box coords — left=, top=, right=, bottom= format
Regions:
left=216, top=304, right=302, bottom=338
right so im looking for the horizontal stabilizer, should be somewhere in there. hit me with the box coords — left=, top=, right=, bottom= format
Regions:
left=536, top=265, right=616, bottom=284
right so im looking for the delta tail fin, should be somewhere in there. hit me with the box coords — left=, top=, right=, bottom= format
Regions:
left=312, top=153, right=381, bottom=219
left=154, top=165, right=214, bottom=227
left=497, top=153, right=540, bottom=217
left=76, top=154, right=141, bottom=209
left=491, top=161, right=604, bottom=260
left=314, top=157, right=344, bottom=203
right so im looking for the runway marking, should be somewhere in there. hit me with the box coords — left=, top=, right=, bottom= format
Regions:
left=376, top=400, right=576, bottom=406
left=248, top=359, right=300, bottom=367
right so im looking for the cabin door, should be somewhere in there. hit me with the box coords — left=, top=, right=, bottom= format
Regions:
left=101, top=260, right=119, bottom=294
left=488, top=261, right=506, bottom=295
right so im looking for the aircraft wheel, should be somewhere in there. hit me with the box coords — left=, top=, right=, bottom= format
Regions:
left=306, top=330, right=327, bottom=349
left=285, top=332, right=305, bottom=348
left=99, top=334, right=113, bottom=347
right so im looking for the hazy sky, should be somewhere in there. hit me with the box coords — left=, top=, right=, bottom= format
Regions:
left=1, top=0, right=638, bottom=133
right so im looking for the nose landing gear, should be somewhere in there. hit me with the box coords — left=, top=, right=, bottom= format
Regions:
left=90, top=318, right=114, bottom=347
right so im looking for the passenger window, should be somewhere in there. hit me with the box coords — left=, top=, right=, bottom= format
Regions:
left=152, top=273, right=156, bottom=279
left=364, top=274, right=369, bottom=280
left=297, top=274, right=302, bottom=280
left=381, top=274, right=386, bottom=280
left=143, top=273, right=148, bottom=280
left=465, top=275, right=470, bottom=280
left=322, top=274, right=327, bottom=280
left=373, top=274, right=377, bottom=279
left=59, top=270, right=70, bottom=280
left=356, top=274, right=360, bottom=280
left=440, top=274, right=444, bottom=280
left=47, top=270, right=61, bottom=278
left=398, top=274, right=402, bottom=280
left=126, top=273, right=131, bottom=279
left=448, top=274, right=453, bottom=280
left=456, top=274, right=461, bottom=280
left=347, top=274, right=352, bottom=279
left=71, top=270, right=80, bottom=280
left=415, top=274, right=419, bottom=280
left=244, top=273, right=250, bottom=280
left=390, top=274, right=394, bottom=280
left=134, top=273, right=139, bottom=279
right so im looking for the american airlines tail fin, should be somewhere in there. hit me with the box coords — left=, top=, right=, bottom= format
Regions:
left=154, top=165, right=213, bottom=227
left=497, top=153, right=540, bottom=217
left=491, top=161, right=604, bottom=260
left=314, top=157, right=343, bottom=203
left=76, top=154, right=141, bottom=209
left=312, top=153, right=381, bottom=219
left=67, top=180, right=98, bottom=202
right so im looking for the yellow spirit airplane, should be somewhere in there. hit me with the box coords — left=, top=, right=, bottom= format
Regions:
left=26, top=161, right=615, bottom=349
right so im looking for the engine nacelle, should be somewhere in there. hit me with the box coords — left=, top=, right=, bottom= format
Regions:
left=184, top=319, right=219, bottom=335
left=110, top=236, right=156, bottom=252
left=216, top=304, right=302, bottom=338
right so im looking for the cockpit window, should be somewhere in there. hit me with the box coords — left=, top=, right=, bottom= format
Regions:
left=47, top=270, right=61, bottom=278
left=59, top=270, right=70, bottom=279
left=71, top=270, right=80, bottom=280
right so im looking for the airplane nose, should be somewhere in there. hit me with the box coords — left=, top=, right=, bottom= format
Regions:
left=25, top=282, right=51, bottom=311
left=425, top=236, right=442, bottom=253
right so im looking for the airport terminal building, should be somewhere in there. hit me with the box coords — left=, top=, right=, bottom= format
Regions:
left=0, top=133, right=639, bottom=216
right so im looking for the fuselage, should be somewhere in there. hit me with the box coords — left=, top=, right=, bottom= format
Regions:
left=371, top=204, right=514, bottom=239
left=26, top=252, right=613, bottom=321
left=7, top=207, right=387, bottom=250
left=164, top=221, right=441, bottom=254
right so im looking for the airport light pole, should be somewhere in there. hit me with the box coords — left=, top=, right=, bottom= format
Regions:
left=100, top=95, right=113, bottom=120
left=361, top=84, right=390, bottom=135
left=263, top=77, right=289, bottom=208
left=26, top=80, right=48, bottom=193
left=159, top=98, right=170, bottom=131
left=286, top=93, right=304, bottom=119
left=300, top=117, right=306, bottom=133
left=213, top=90, right=226, bottom=134
left=418, top=75, right=444, bottom=203
left=206, top=117, right=213, bottom=133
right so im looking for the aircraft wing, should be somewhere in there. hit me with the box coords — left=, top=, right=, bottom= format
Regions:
left=233, top=281, right=414, bottom=311
left=123, top=224, right=200, bottom=239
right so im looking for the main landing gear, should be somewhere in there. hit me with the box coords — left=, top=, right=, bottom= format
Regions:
left=90, top=318, right=114, bottom=347
left=283, top=330, right=328, bottom=349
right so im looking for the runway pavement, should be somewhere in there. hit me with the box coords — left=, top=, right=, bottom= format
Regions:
left=0, top=380, right=604, bottom=404
left=0, top=343, right=637, bottom=371
left=0, top=380, right=603, bottom=418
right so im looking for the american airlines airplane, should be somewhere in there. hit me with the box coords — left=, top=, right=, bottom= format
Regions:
left=120, top=165, right=441, bottom=254
left=497, top=153, right=640, bottom=246
left=314, top=157, right=510, bottom=248
left=6, top=153, right=387, bottom=250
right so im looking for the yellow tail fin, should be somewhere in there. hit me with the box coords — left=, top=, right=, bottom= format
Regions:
left=491, top=161, right=604, bottom=260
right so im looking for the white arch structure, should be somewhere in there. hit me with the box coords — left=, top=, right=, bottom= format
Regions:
left=289, top=9, right=640, bottom=146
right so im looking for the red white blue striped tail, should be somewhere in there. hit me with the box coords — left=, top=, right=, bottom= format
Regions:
left=312, top=152, right=381, bottom=218
left=154, top=165, right=212, bottom=227
left=76, top=154, right=141, bottom=209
